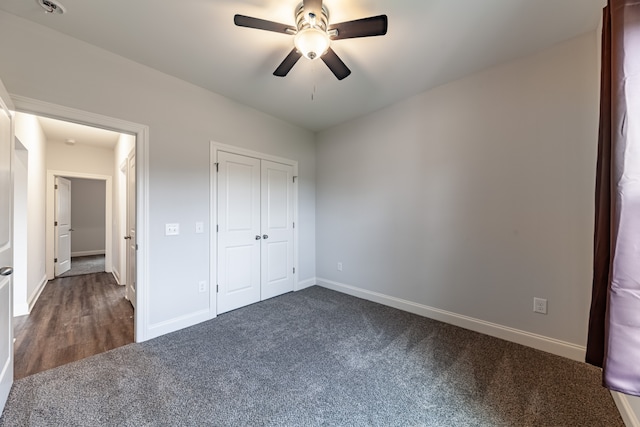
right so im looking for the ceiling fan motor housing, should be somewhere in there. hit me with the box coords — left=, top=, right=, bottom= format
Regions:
left=294, top=3, right=331, bottom=60
left=295, top=3, right=329, bottom=33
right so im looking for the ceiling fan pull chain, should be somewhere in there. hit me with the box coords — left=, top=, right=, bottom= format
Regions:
left=311, top=61, right=318, bottom=101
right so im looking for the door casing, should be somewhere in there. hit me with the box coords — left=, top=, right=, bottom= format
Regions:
left=12, top=95, right=150, bottom=343
left=125, top=148, right=136, bottom=307
left=47, top=171, right=111, bottom=279
left=0, top=75, right=14, bottom=414
left=210, top=141, right=299, bottom=319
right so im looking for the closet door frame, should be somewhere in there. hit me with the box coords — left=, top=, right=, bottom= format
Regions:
left=210, top=141, right=299, bottom=319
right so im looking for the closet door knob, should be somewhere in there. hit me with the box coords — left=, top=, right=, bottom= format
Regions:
left=263, top=235, right=269, bottom=240
left=255, top=235, right=261, bottom=240
left=0, top=267, right=13, bottom=276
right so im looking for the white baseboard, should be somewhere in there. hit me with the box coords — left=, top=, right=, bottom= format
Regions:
left=146, top=309, right=211, bottom=341
left=112, top=269, right=121, bottom=285
left=13, top=302, right=29, bottom=317
left=296, top=277, right=316, bottom=291
left=316, top=278, right=586, bottom=362
left=71, top=250, right=105, bottom=257
left=27, top=274, right=48, bottom=312
left=611, top=392, right=640, bottom=427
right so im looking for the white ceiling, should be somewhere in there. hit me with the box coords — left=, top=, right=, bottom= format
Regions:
left=1, top=0, right=604, bottom=132
left=37, top=116, right=121, bottom=149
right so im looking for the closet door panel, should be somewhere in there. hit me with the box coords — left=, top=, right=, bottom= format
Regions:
left=261, top=160, right=294, bottom=300
left=217, top=152, right=261, bottom=314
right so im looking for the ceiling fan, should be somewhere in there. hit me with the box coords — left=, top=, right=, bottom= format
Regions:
left=234, top=0, right=388, bottom=80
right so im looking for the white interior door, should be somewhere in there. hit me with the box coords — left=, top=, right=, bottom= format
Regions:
left=54, top=176, right=71, bottom=276
left=125, top=150, right=136, bottom=308
left=260, top=160, right=294, bottom=300
left=0, top=82, right=15, bottom=412
left=217, top=151, right=261, bottom=314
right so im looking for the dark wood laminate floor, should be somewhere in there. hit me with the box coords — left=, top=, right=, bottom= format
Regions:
left=13, top=272, right=134, bottom=380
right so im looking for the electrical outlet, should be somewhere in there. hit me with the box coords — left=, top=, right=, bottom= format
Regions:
left=195, top=222, right=204, bottom=234
left=337, top=262, right=343, bottom=271
left=165, top=223, right=179, bottom=236
left=533, top=297, right=547, bottom=314
left=199, top=281, right=207, bottom=293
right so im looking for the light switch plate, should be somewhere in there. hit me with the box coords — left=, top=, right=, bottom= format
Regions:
left=195, top=222, right=204, bottom=234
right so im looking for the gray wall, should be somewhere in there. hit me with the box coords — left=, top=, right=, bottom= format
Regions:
left=316, top=33, right=599, bottom=347
left=0, top=11, right=316, bottom=335
left=68, top=178, right=106, bottom=256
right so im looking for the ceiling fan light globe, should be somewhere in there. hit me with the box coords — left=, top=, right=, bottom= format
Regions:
left=294, top=28, right=330, bottom=60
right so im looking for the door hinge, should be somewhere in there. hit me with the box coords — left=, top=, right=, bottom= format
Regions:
left=54, top=221, right=58, bottom=226
left=293, top=267, right=295, bottom=274
left=293, top=176, right=297, bottom=183
left=216, top=225, right=219, bottom=233
left=54, top=258, right=58, bottom=263
left=216, top=284, right=219, bottom=293
left=136, top=244, right=139, bottom=250
left=293, top=222, right=295, bottom=229
left=215, top=162, right=219, bottom=172
left=54, top=184, right=58, bottom=189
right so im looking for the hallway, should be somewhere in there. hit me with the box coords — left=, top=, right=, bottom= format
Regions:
left=57, top=255, right=106, bottom=278
left=13, top=273, right=133, bottom=379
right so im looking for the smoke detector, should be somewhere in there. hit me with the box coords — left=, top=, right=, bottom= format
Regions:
left=37, top=0, right=66, bottom=14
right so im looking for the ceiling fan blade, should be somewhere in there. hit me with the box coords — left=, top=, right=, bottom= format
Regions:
left=234, top=15, right=295, bottom=34
left=303, top=0, right=323, bottom=16
left=321, top=47, right=351, bottom=80
left=329, top=15, right=388, bottom=40
left=274, top=48, right=303, bottom=77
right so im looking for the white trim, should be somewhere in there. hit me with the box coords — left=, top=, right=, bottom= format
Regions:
left=111, top=269, right=121, bottom=285
left=316, top=278, right=587, bottom=362
left=146, top=309, right=211, bottom=340
left=209, top=145, right=217, bottom=320
left=295, top=277, right=316, bottom=291
left=1, top=81, right=14, bottom=414
left=71, top=250, right=105, bottom=257
left=209, top=141, right=299, bottom=319
left=11, top=95, right=150, bottom=343
left=46, top=170, right=112, bottom=278
left=611, top=392, right=640, bottom=427
left=27, top=274, right=48, bottom=313
left=136, top=126, right=150, bottom=342
left=212, top=142, right=298, bottom=166
left=0, top=79, right=14, bottom=113
left=13, top=302, right=29, bottom=317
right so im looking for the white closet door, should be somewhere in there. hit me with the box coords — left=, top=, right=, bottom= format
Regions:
left=260, top=160, right=294, bottom=300
left=217, top=152, right=261, bottom=314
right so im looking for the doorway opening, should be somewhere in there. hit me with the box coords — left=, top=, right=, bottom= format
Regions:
left=47, top=171, right=113, bottom=281
left=10, top=98, right=148, bottom=378
left=52, top=176, right=107, bottom=278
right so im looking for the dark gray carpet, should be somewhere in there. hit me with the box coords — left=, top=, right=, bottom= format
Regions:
left=57, top=255, right=105, bottom=278
left=0, top=286, right=623, bottom=426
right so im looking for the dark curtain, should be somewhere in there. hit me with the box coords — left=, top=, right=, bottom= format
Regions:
left=586, top=0, right=640, bottom=397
